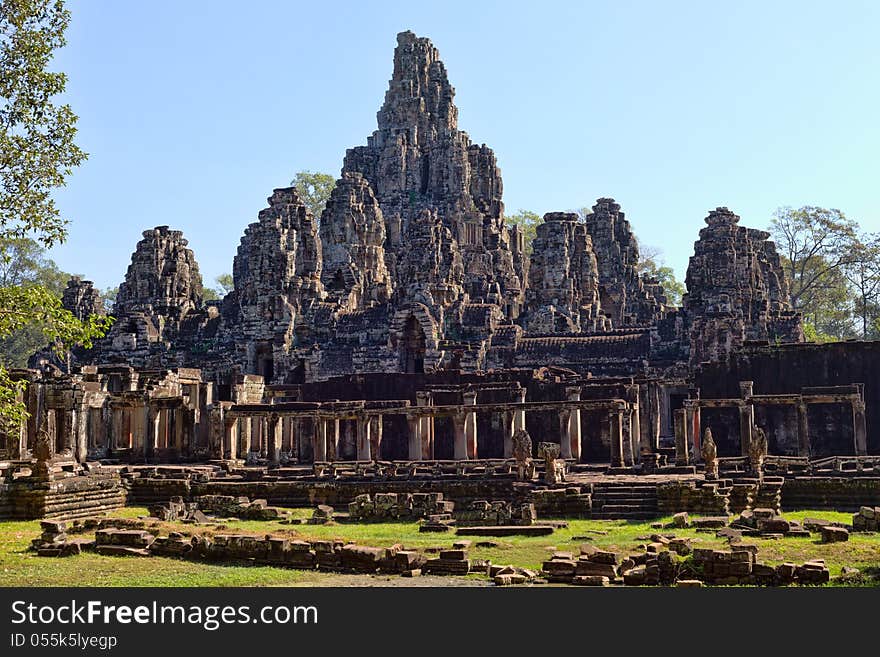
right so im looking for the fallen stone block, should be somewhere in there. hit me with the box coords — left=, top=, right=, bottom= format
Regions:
left=820, top=526, right=849, bottom=543
left=572, top=575, right=609, bottom=586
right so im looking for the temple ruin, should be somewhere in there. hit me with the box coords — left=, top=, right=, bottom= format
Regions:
left=3, top=31, right=879, bottom=531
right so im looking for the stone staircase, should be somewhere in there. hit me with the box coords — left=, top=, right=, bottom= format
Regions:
left=590, top=482, right=660, bottom=520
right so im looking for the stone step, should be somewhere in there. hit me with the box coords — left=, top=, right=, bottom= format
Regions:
left=594, top=500, right=658, bottom=510
left=594, top=504, right=660, bottom=516
left=594, top=491, right=658, bottom=500
left=591, top=510, right=661, bottom=520
left=593, top=484, right=660, bottom=491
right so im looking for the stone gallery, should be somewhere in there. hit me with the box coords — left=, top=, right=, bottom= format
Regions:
left=2, top=33, right=879, bottom=582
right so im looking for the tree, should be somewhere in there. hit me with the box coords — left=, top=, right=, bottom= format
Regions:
left=1, top=0, right=87, bottom=247
left=769, top=206, right=859, bottom=327
left=505, top=209, right=540, bottom=255
left=841, top=235, right=880, bottom=338
left=637, top=245, right=685, bottom=306
left=0, top=236, right=73, bottom=366
left=0, top=0, right=110, bottom=433
left=214, top=273, right=233, bottom=295
left=101, top=285, right=117, bottom=313
left=201, top=273, right=233, bottom=302
left=290, top=171, right=335, bottom=222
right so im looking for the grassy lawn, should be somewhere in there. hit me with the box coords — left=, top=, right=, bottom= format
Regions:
left=1, top=507, right=878, bottom=586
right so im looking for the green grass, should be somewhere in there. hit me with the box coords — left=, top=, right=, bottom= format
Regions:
left=2, top=507, right=878, bottom=586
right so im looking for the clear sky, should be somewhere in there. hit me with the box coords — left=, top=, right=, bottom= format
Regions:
left=48, top=0, right=880, bottom=292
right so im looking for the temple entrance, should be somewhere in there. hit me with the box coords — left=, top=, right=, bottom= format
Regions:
left=399, top=315, right=426, bottom=374
left=255, top=344, right=274, bottom=382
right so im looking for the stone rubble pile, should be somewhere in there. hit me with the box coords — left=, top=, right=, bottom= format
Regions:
left=852, top=506, right=880, bottom=532
left=731, top=508, right=811, bottom=537
left=491, top=564, right=539, bottom=586
left=657, top=480, right=731, bottom=516
left=422, top=548, right=471, bottom=575
left=528, top=487, right=593, bottom=518
left=454, top=500, right=536, bottom=526
left=94, top=529, right=155, bottom=557
left=348, top=492, right=454, bottom=521
left=30, top=520, right=93, bottom=557
left=149, top=495, right=289, bottom=522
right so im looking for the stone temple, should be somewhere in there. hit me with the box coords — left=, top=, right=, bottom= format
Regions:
left=2, top=32, right=878, bottom=529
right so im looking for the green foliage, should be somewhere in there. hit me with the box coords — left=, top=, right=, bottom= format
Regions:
left=770, top=206, right=860, bottom=339
left=215, top=272, right=233, bottom=295
left=101, top=285, right=117, bottom=313
left=0, top=507, right=876, bottom=586
left=803, top=322, right=839, bottom=344
left=0, top=236, right=72, bottom=365
left=202, top=273, right=233, bottom=302
left=0, top=0, right=109, bottom=434
left=0, top=0, right=87, bottom=248
left=770, top=206, right=880, bottom=340
left=290, top=170, right=335, bottom=222
left=637, top=245, right=685, bottom=307
left=505, top=209, right=540, bottom=255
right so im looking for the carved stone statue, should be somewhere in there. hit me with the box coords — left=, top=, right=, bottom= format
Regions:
left=32, top=428, right=53, bottom=480
left=511, top=429, right=535, bottom=481
left=701, top=427, right=718, bottom=479
left=749, top=425, right=768, bottom=478
left=537, top=441, right=566, bottom=485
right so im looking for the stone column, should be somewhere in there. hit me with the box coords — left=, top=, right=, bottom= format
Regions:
left=630, top=403, right=641, bottom=464
left=356, top=415, right=371, bottom=461
left=416, top=391, right=434, bottom=460
left=313, top=418, right=327, bottom=462
left=503, top=411, right=515, bottom=458
left=621, top=407, right=634, bottom=466
left=673, top=407, right=689, bottom=466
left=146, top=406, right=160, bottom=459
left=738, top=381, right=754, bottom=457
left=259, top=416, right=269, bottom=459
left=796, top=402, right=810, bottom=458
left=224, top=417, right=238, bottom=461
left=685, top=400, right=700, bottom=462
left=327, top=418, right=340, bottom=461
left=371, top=415, right=383, bottom=460
left=240, top=417, right=251, bottom=456
left=566, top=386, right=582, bottom=461
left=173, top=408, right=185, bottom=454
left=282, top=417, right=293, bottom=455
left=62, top=408, right=76, bottom=456
left=609, top=408, right=625, bottom=468
left=513, top=387, right=527, bottom=433
left=463, top=390, right=478, bottom=459
left=453, top=413, right=467, bottom=460
left=649, top=382, right=661, bottom=451
left=407, top=415, right=421, bottom=460
left=559, top=408, right=572, bottom=459
left=853, top=399, right=867, bottom=456
left=111, top=407, right=124, bottom=451
left=75, top=406, right=88, bottom=463
left=738, top=404, right=754, bottom=457
left=269, top=414, right=283, bottom=465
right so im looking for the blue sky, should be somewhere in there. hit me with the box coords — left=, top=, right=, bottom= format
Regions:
left=48, top=0, right=880, bottom=292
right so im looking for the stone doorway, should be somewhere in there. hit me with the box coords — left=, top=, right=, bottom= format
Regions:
left=400, top=315, right=426, bottom=373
